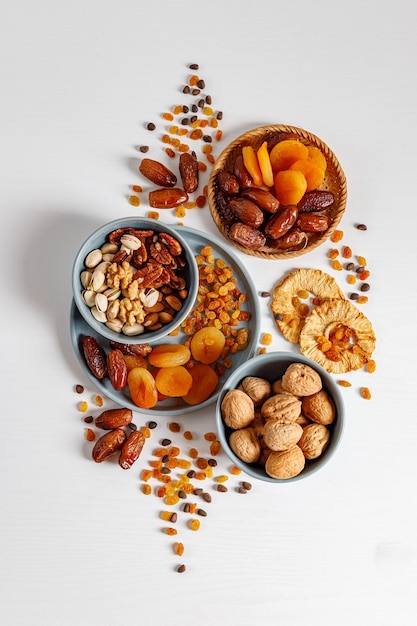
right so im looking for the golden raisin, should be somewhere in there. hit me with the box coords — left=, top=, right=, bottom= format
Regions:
left=79, top=401, right=88, bottom=413
left=169, top=422, right=181, bottom=433
left=175, top=542, right=184, bottom=556
left=357, top=255, right=367, bottom=266
left=331, top=260, right=343, bottom=271
left=328, top=248, right=339, bottom=259
left=360, top=387, right=371, bottom=400
left=204, top=432, right=216, bottom=441
left=95, top=395, right=104, bottom=407
left=342, top=246, right=352, bottom=258
left=216, top=475, right=229, bottom=483
left=337, top=380, right=352, bottom=387
left=261, top=333, right=273, bottom=346
left=367, top=359, right=376, bottom=373
left=183, top=431, right=193, bottom=440
left=85, top=428, right=95, bottom=442
left=189, top=519, right=201, bottom=531
left=141, top=484, right=152, bottom=495
left=357, top=296, right=368, bottom=304
left=331, top=230, right=344, bottom=242
left=347, top=274, right=356, bottom=285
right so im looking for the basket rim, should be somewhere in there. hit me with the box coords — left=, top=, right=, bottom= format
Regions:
left=207, top=124, right=347, bottom=260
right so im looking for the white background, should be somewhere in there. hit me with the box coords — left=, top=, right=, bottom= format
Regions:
left=1, top=1, right=416, bottom=625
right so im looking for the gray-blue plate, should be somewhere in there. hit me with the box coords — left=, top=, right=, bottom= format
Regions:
left=70, top=226, right=261, bottom=416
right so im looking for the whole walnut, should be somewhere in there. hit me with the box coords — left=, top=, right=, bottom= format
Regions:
left=302, top=390, right=335, bottom=425
left=264, top=420, right=303, bottom=451
left=282, top=363, right=322, bottom=396
left=221, top=389, right=255, bottom=429
left=229, top=427, right=261, bottom=463
left=261, top=392, right=301, bottom=422
left=298, top=423, right=330, bottom=460
left=240, top=376, right=272, bottom=406
left=265, top=446, right=305, bottom=479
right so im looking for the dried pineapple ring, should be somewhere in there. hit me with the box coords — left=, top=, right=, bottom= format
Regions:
left=299, top=298, right=376, bottom=373
left=270, top=268, right=345, bottom=344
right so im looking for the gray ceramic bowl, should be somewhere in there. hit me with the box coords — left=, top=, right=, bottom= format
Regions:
left=216, top=352, right=345, bottom=483
left=72, top=217, right=199, bottom=344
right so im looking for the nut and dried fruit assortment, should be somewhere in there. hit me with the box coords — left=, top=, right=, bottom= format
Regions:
left=210, top=131, right=345, bottom=254
left=79, top=244, right=252, bottom=410
left=80, top=227, right=190, bottom=336
left=130, top=63, right=224, bottom=218
left=220, top=362, right=336, bottom=479
left=270, top=268, right=376, bottom=375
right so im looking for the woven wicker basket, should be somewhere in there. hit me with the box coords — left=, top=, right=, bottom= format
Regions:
left=207, top=124, right=347, bottom=259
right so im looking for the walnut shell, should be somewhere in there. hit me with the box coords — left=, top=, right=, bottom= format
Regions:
left=281, top=363, right=322, bottom=396
left=264, top=420, right=303, bottom=451
left=298, top=423, right=330, bottom=460
left=265, top=446, right=305, bottom=479
left=302, top=390, right=335, bottom=425
left=229, top=427, right=261, bottom=463
left=260, top=392, right=301, bottom=422
left=221, top=389, right=255, bottom=429
left=240, top=376, right=272, bottom=406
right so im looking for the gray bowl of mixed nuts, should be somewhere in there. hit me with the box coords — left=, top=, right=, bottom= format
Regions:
left=72, top=217, right=199, bottom=345
left=216, top=352, right=345, bottom=483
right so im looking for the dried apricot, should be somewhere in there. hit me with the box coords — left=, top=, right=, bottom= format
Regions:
left=242, top=146, right=263, bottom=186
left=256, top=141, right=274, bottom=187
left=307, top=145, right=327, bottom=171
left=155, top=366, right=193, bottom=397
left=274, top=169, right=307, bottom=205
left=289, top=159, right=325, bottom=191
left=190, top=327, right=226, bottom=364
left=269, top=139, right=309, bottom=173
left=127, top=367, right=158, bottom=409
left=148, top=344, right=191, bottom=368
left=182, top=363, right=219, bottom=405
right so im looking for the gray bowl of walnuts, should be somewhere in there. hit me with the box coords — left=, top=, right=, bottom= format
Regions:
left=215, top=351, right=345, bottom=482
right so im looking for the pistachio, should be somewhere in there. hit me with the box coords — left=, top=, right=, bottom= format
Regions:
left=94, top=261, right=111, bottom=274
left=91, top=306, right=107, bottom=323
left=95, top=292, right=108, bottom=313
left=80, top=270, right=93, bottom=289
left=92, top=269, right=106, bottom=292
left=105, top=319, right=123, bottom=333
left=100, top=242, right=118, bottom=255
left=102, top=253, right=115, bottom=262
left=85, top=248, right=103, bottom=268
left=104, top=287, right=121, bottom=301
left=120, top=234, right=142, bottom=250
left=122, top=322, right=145, bottom=336
left=106, top=300, right=120, bottom=321
left=82, top=290, right=96, bottom=307
left=140, top=287, right=160, bottom=308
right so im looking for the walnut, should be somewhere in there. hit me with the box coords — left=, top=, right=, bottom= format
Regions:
left=252, top=409, right=266, bottom=437
left=264, top=420, right=303, bottom=451
left=260, top=392, right=301, bottom=422
left=265, top=446, right=305, bottom=479
left=295, top=413, right=311, bottom=427
left=302, top=390, right=335, bottom=425
left=298, top=423, right=330, bottom=460
left=281, top=363, right=322, bottom=396
left=240, top=376, right=272, bottom=406
left=229, top=427, right=261, bottom=463
left=221, top=389, right=254, bottom=429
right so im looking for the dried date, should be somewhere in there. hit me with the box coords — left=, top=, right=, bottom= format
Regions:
left=297, top=190, right=334, bottom=212
left=81, top=336, right=107, bottom=380
left=228, top=197, right=264, bottom=228
left=149, top=188, right=188, bottom=209
left=179, top=152, right=199, bottom=193
left=266, top=226, right=306, bottom=250
left=228, top=222, right=266, bottom=249
left=139, top=158, right=177, bottom=187
left=92, top=429, right=127, bottom=463
left=233, top=154, right=254, bottom=188
left=264, top=206, right=298, bottom=239
left=241, top=188, right=280, bottom=213
left=217, top=171, right=240, bottom=195
left=107, top=349, right=128, bottom=391
left=297, top=213, right=329, bottom=233
left=119, top=430, right=145, bottom=469
left=95, top=408, right=133, bottom=430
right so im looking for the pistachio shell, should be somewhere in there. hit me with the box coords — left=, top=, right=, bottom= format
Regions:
left=95, top=292, right=108, bottom=313
left=140, top=288, right=160, bottom=308
left=91, top=306, right=107, bottom=323
left=122, top=323, right=145, bottom=336
left=80, top=270, right=93, bottom=289
left=105, top=319, right=123, bottom=333
left=92, top=270, right=105, bottom=291
left=120, top=234, right=142, bottom=250
left=85, top=249, right=103, bottom=268
left=82, top=290, right=96, bottom=307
